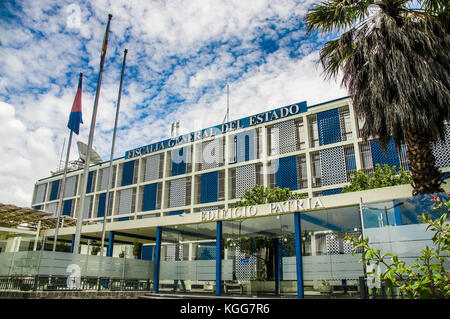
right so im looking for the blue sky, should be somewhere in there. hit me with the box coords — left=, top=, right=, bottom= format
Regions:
left=0, top=0, right=347, bottom=207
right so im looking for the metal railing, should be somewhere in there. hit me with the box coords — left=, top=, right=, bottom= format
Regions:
left=0, top=275, right=152, bottom=292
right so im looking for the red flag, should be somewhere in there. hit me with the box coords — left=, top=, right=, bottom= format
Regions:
left=67, top=73, right=83, bottom=135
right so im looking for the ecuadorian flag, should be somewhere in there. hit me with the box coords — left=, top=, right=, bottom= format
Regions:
left=100, top=14, right=112, bottom=70
left=67, top=73, right=83, bottom=135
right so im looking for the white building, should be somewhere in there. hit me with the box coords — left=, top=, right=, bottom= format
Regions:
left=22, top=96, right=450, bottom=297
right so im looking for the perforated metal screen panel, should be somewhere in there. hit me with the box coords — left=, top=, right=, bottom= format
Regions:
left=118, top=188, right=133, bottom=214
left=62, top=199, right=72, bottom=216
left=34, top=184, right=46, bottom=204
left=273, top=119, right=297, bottom=154
left=235, top=130, right=255, bottom=162
left=49, top=180, right=60, bottom=201
left=322, top=188, right=343, bottom=196
left=235, top=245, right=257, bottom=281
left=201, top=139, right=223, bottom=169
left=200, top=171, right=218, bottom=204
left=64, top=176, right=77, bottom=197
left=100, top=167, right=110, bottom=190
left=432, top=124, right=450, bottom=168
left=320, top=146, right=347, bottom=186
left=142, top=183, right=158, bottom=211
left=169, top=178, right=187, bottom=208
left=317, top=109, right=341, bottom=145
left=121, top=160, right=135, bottom=186
left=370, top=139, right=400, bottom=169
left=275, top=156, right=298, bottom=190
left=144, top=154, right=160, bottom=181
left=83, top=195, right=92, bottom=219
left=46, top=202, right=57, bottom=217
left=86, top=171, right=94, bottom=193
left=172, top=146, right=189, bottom=176
left=235, top=164, right=256, bottom=198
left=97, top=193, right=106, bottom=218
left=325, top=233, right=340, bottom=255
left=166, top=244, right=183, bottom=261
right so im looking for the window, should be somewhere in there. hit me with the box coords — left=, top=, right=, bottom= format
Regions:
left=295, top=119, right=306, bottom=150
left=297, top=156, right=308, bottom=189
left=268, top=126, right=279, bottom=155
left=399, top=143, right=409, bottom=170
left=98, top=166, right=116, bottom=191
left=359, top=142, right=373, bottom=174
left=198, top=138, right=224, bottom=170
left=344, top=145, right=357, bottom=180
left=229, top=168, right=236, bottom=199
left=311, top=153, right=322, bottom=187
left=339, top=107, right=353, bottom=141
left=308, top=115, right=319, bottom=148
left=218, top=170, right=225, bottom=201
left=256, top=128, right=263, bottom=159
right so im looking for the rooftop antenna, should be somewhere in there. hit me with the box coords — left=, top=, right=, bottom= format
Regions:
left=76, top=141, right=103, bottom=164
left=170, top=121, right=180, bottom=137
left=57, top=137, right=66, bottom=171
left=223, top=84, right=230, bottom=123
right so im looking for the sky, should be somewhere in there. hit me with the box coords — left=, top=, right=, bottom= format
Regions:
left=0, top=0, right=348, bottom=207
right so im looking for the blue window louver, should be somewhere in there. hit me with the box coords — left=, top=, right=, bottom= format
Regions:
left=142, top=183, right=158, bottom=211
left=200, top=171, right=219, bottom=203
left=275, top=156, right=298, bottom=191
left=49, top=180, right=60, bottom=201
left=122, top=160, right=135, bottom=186
left=370, top=139, right=401, bottom=170
left=317, top=108, right=341, bottom=146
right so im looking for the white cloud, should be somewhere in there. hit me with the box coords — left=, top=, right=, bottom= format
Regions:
left=0, top=102, right=58, bottom=206
left=0, top=0, right=347, bottom=208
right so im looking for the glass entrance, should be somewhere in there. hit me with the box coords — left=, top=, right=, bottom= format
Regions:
left=158, top=222, right=219, bottom=294
left=222, top=214, right=297, bottom=296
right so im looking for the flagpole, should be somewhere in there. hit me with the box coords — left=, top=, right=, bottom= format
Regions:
left=73, top=14, right=112, bottom=255
left=100, top=48, right=128, bottom=257
left=52, top=130, right=73, bottom=252
left=53, top=72, right=83, bottom=252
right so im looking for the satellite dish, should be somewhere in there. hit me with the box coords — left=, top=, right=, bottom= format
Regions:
left=77, top=141, right=103, bottom=164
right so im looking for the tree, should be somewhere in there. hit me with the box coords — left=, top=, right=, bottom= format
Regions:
left=342, top=163, right=412, bottom=193
left=234, top=185, right=305, bottom=207
left=230, top=186, right=303, bottom=280
left=304, top=0, right=449, bottom=196
left=345, top=196, right=449, bottom=298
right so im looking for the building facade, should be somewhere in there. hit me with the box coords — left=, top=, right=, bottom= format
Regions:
left=27, top=96, right=450, bottom=297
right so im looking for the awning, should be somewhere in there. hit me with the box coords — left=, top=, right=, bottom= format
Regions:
left=0, top=203, right=94, bottom=230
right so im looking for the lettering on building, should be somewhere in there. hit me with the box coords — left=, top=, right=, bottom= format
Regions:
left=125, top=101, right=307, bottom=159
left=200, top=197, right=324, bottom=222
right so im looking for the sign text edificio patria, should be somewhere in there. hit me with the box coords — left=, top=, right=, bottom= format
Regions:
left=200, top=197, right=324, bottom=222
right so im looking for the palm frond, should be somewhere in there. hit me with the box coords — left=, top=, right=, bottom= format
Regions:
left=304, top=0, right=374, bottom=33
left=343, top=13, right=450, bottom=146
left=319, top=30, right=355, bottom=79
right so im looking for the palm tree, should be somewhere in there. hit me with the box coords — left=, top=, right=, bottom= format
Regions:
left=304, top=0, right=449, bottom=195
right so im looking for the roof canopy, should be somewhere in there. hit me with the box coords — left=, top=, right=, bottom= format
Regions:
left=0, top=203, right=93, bottom=230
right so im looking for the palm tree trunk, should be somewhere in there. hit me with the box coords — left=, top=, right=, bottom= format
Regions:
left=404, top=130, right=444, bottom=196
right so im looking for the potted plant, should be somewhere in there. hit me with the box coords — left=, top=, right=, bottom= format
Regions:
left=91, top=246, right=100, bottom=255
left=317, top=280, right=332, bottom=294
left=133, top=242, right=141, bottom=258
